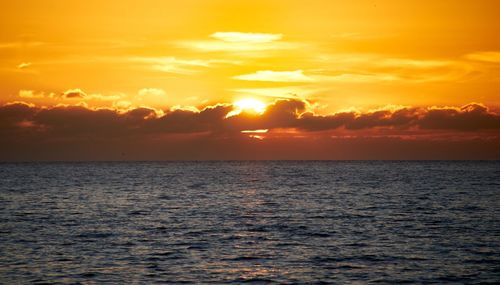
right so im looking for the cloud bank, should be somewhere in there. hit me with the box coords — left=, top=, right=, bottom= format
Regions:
left=1, top=99, right=499, bottom=160
left=1, top=99, right=499, bottom=136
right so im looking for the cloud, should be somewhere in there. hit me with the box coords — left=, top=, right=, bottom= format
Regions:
left=225, top=100, right=500, bottom=133
left=19, top=90, right=44, bottom=99
left=177, top=40, right=299, bottom=53
left=376, top=58, right=454, bottom=69
left=234, top=70, right=314, bottom=83
left=85, top=93, right=123, bottom=101
left=17, top=89, right=122, bottom=105
left=0, top=102, right=37, bottom=127
left=465, top=51, right=500, bottom=63
left=210, top=32, right=282, bottom=43
left=419, top=103, right=500, bottom=131
left=177, top=32, right=300, bottom=53
left=151, top=57, right=208, bottom=73
left=63, top=88, right=87, bottom=99
left=313, top=73, right=399, bottom=83
left=113, top=100, right=133, bottom=109
left=132, top=57, right=240, bottom=74
left=296, top=102, right=499, bottom=132
left=138, top=88, right=166, bottom=98
left=1, top=100, right=499, bottom=141
left=231, top=56, right=468, bottom=85
left=313, top=54, right=472, bottom=83
left=0, top=41, right=44, bottom=49
left=1, top=100, right=499, bottom=160
left=17, top=62, right=32, bottom=69
left=231, top=86, right=322, bottom=100
left=137, top=88, right=168, bottom=107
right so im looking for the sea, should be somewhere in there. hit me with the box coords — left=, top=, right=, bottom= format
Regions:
left=0, top=161, right=499, bottom=284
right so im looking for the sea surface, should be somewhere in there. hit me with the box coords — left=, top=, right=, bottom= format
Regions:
left=0, top=161, right=499, bottom=284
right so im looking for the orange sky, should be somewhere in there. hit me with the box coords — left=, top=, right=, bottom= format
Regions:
left=1, top=0, right=500, bottom=160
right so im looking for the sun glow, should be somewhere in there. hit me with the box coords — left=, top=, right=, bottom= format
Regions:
left=235, top=98, right=266, bottom=113
left=240, top=129, right=269, bottom=133
left=227, top=98, right=267, bottom=117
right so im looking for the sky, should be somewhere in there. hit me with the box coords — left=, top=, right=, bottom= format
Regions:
left=1, top=0, right=500, bottom=160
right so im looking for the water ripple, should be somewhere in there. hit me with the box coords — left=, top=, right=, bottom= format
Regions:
left=1, top=161, right=499, bottom=284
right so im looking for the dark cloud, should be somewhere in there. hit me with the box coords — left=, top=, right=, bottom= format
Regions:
left=149, top=104, right=233, bottom=134
left=298, top=112, right=354, bottom=131
left=1, top=100, right=499, bottom=137
left=226, top=99, right=499, bottom=132
left=62, top=89, right=87, bottom=99
left=345, top=108, right=418, bottom=130
left=1, top=100, right=499, bottom=160
left=0, top=102, right=37, bottom=126
left=294, top=103, right=498, bottom=132
left=419, top=103, right=500, bottom=131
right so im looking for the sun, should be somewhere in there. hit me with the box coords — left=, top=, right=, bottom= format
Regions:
left=227, top=98, right=267, bottom=117
left=234, top=98, right=266, bottom=113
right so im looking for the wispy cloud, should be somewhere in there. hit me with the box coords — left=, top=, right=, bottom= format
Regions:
left=313, top=53, right=472, bottom=83
left=18, top=88, right=122, bottom=102
left=151, top=58, right=210, bottom=74
left=375, top=58, right=454, bottom=69
left=234, top=69, right=406, bottom=84
left=465, top=51, right=500, bottom=63
left=230, top=54, right=471, bottom=86
left=19, top=90, right=44, bottom=99
left=234, top=70, right=314, bottom=82
left=314, top=73, right=400, bottom=83
left=86, top=93, right=123, bottom=101
left=231, top=86, right=321, bottom=100
left=210, top=32, right=282, bottom=43
left=177, top=40, right=298, bottom=53
left=132, top=57, right=241, bottom=74
left=137, top=88, right=168, bottom=107
left=177, top=32, right=299, bottom=53
left=138, top=88, right=166, bottom=97
left=0, top=41, right=44, bottom=49
left=17, top=62, right=32, bottom=69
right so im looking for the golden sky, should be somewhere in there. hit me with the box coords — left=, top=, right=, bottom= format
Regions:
left=1, top=0, right=500, bottom=159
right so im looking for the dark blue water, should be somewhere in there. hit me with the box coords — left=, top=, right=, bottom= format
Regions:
left=0, top=161, right=499, bottom=284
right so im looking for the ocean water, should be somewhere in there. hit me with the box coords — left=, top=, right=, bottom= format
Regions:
left=0, top=161, right=499, bottom=284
